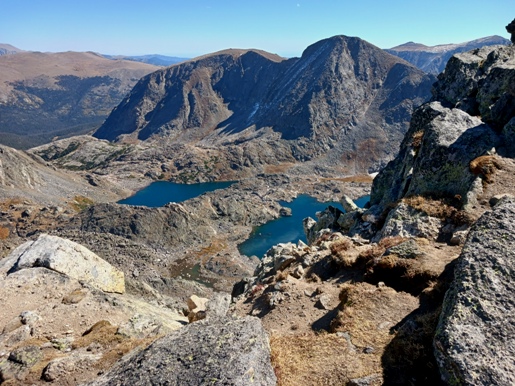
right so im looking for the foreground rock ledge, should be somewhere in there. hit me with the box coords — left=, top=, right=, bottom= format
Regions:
left=85, top=315, right=276, bottom=386
left=434, top=198, right=515, bottom=385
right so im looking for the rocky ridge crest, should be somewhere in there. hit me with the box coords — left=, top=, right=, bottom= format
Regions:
left=92, top=35, right=434, bottom=176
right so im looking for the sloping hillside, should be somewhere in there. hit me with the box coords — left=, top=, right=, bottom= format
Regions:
left=0, top=51, right=158, bottom=149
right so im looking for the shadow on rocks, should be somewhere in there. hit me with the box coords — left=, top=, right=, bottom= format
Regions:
left=381, top=259, right=457, bottom=385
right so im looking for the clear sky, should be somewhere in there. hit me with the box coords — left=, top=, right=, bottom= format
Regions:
left=2, top=0, right=514, bottom=58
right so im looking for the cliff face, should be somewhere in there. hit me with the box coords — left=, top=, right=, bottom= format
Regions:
left=94, top=35, right=434, bottom=173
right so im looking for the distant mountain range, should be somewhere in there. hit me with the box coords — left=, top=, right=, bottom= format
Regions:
left=102, top=54, right=189, bottom=67
left=386, top=35, right=510, bottom=74
left=0, top=43, right=24, bottom=56
left=0, top=34, right=508, bottom=160
left=0, top=49, right=158, bottom=149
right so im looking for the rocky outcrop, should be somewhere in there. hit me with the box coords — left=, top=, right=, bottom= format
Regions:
left=1, top=233, right=125, bottom=293
left=370, top=44, right=515, bottom=212
left=0, top=233, right=188, bottom=384
left=386, top=36, right=510, bottom=74
left=93, top=35, right=434, bottom=175
left=370, top=101, right=498, bottom=209
left=434, top=197, right=515, bottom=385
left=87, top=315, right=276, bottom=386
left=432, top=44, right=515, bottom=131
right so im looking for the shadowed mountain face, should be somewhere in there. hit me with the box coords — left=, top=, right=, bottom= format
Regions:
left=0, top=51, right=158, bottom=149
left=94, top=35, right=435, bottom=172
left=386, top=35, right=510, bottom=74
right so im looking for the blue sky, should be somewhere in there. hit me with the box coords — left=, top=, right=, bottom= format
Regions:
left=2, top=0, right=513, bottom=58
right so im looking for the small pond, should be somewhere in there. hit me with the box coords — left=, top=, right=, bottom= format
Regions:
left=118, top=181, right=235, bottom=207
left=237, top=194, right=369, bottom=258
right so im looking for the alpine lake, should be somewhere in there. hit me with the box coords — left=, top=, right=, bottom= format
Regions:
left=118, top=181, right=369, bottom=258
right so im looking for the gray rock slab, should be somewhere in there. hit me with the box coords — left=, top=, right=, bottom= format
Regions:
left=4, top=234, right=125, bottom=293
left=434, top=197, right=515, bottom=385
left=85, top=316, right=276, bottom=386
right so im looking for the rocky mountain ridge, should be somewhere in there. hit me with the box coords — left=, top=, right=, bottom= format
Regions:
left=387, top=35, right=510, bottom=74
left=93, top=35, right=434, bottom=176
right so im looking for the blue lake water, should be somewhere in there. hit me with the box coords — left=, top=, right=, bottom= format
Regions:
left=118, top=181, right=235, bottom=207
left=238, top=194, right=369, bottom=258
left=118, top=181, right=369, bottom=260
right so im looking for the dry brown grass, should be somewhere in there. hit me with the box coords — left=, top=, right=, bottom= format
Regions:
left=194, top=238, right=228, bottom=260
left=0, top=226, right=9, bottom=240
left=270, top=334, right=372, bottom=386
left=469, top=155, right=502, bottom=183
left=411, top=130, right=424, bottom=149
left=321, top=175, right=374, bottom=183
left=402, top=195, right=474, bottom=225
left=0, top=198, right=22, bottom=211
left=73, top=320, right=157, bottom=371
left=70, top=195, right=94, bottom=212
left=328, top=238, right=361, bottom=269
left=356, top=236, right=407, bottom=267
left=264, top=163, right=295, bottom=174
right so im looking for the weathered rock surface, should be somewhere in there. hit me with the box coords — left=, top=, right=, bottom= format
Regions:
left=0, top=144, right=125, bottom=205
left=370, top=101, right=498, bottom=209
left=433, top=44, right=515, bottom=130
left=86, top=316, right=276, bottom=386
left=2, top=233, right=125, bottom=293
left=0, top=234, right=188, bottom=384
left=434, top=197, right=515, bottom=385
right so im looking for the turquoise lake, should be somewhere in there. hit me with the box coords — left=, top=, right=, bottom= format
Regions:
left=118, top=181, right=235, bottom=207
left=238, top=194, right=369, bottom=258
left=118, top=180, right=369, bottom=259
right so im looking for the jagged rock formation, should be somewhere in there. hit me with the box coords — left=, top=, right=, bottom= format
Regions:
left=432, top=44, right=515, bottom=131
left=0, top=51, right=158, bottom=149
left=434, top=197, right=515, bottom=385
left=386, top=36, right=510, bottom=74
left=93, top=35, right=434, bottom=175
left=370, top=102, right=498, bottom=209
left=507, top=19, right=515, bottom=44
left=370, top=44, right=515, bottom=211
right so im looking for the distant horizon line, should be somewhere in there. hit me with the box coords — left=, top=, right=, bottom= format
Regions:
left=1, top=33, right=509, bottom=60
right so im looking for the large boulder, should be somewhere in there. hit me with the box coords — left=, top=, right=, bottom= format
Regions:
left=432, top=45, right=515, bottom=130
left=370, top=101, right=498, bottom=209
left=85, top=316, right=277, bottom=386
left=1, top=234, right=125, bottom=293
left=434, top=197, right=515, bottom=385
